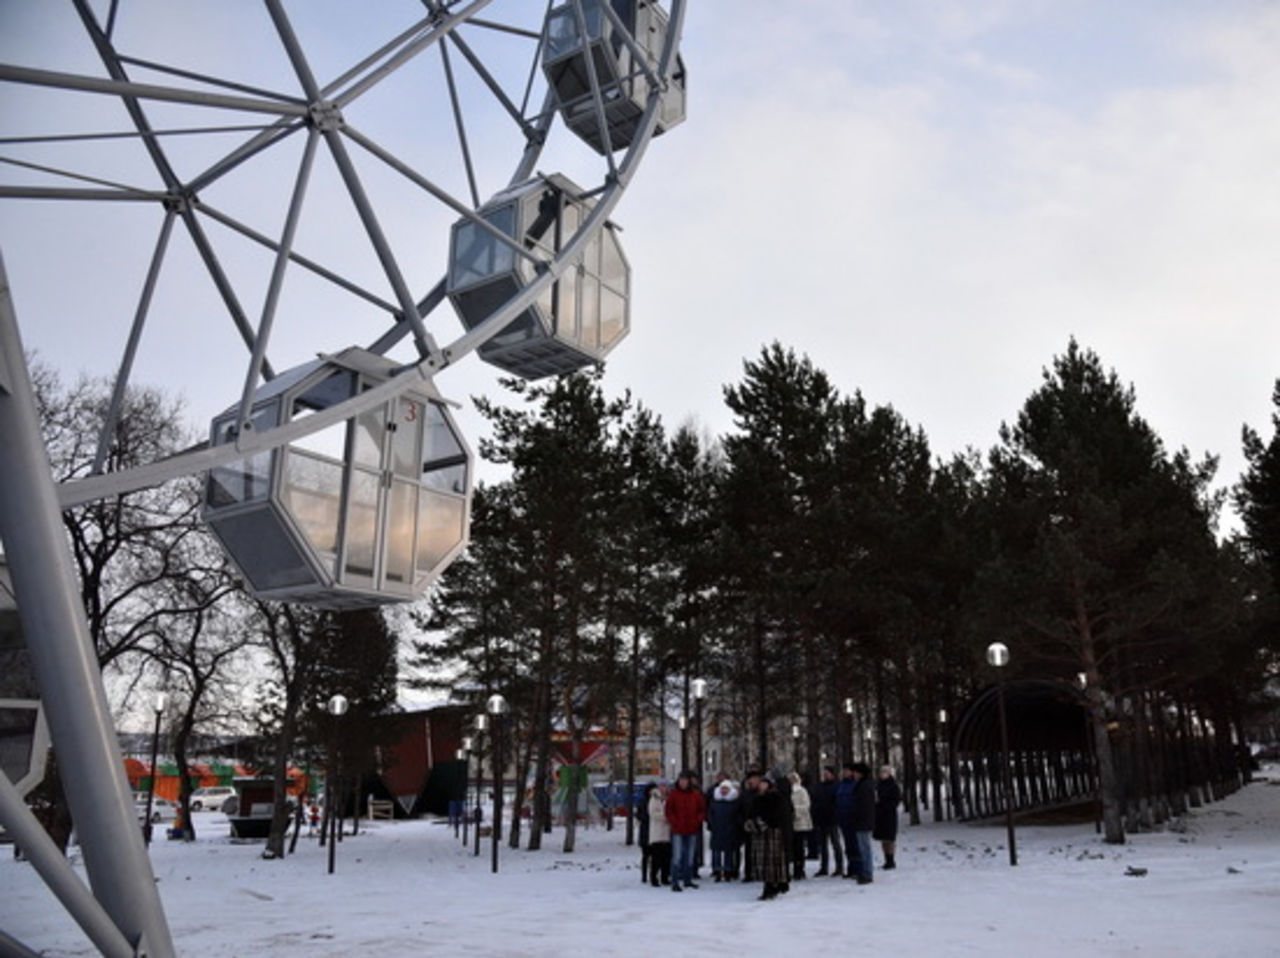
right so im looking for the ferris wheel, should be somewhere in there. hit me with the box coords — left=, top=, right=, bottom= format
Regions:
left=0, top=2, right=685, bottom=954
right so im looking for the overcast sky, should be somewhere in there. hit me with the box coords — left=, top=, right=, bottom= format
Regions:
left=2, top=1, right=1278, bottom=530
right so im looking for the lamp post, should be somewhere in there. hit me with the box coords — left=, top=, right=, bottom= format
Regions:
left=143, top=692, right=167, bottom=846
left=986, top=642, right=1016, bottom=866
left=461, top=735, right=474, bottom=847
left=692, top=678, right=707, bottom=778
left=473, top=714, right=488, bottom=858
left=844, top=698, right=854, bottom=764
left=863, top=726, right=873, bottom=763
left=678, top=713, right=688, bottom=772
left=326, top=693, right=348, bottom=876
left=791, top=723, right=801, bottom=772
left=938, top=708, right=951, bottom=820
left=487, top=693, right=509, bottom=874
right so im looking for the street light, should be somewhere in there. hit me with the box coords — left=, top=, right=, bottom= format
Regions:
left=985, top=642, right=1016, bottom=866
left=461, top=735, right=474, bottom=847
left=473, top=714, right=488, bottom=858
left=143, top=692, right=167, bottom=846
left=791, top=723, right=801, bottom=772
left=844, top=698, right=855, bottom=764
left=863, top=725, right=873, bottom=763
left=326, top=693, right=348, bottom=876
left=486, top=693, right=509, bottom=875
left=678, top=712, right=688, bottom=772
left=692, top=678, right=707, bottom=778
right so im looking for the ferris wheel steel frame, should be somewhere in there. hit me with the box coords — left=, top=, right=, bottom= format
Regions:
left=0, top=1, right=686, bottom=954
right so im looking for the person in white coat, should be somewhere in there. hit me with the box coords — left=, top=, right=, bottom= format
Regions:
left=789, top=771, right=814, bottom=880
left=647, top=783, right=671, bottom=886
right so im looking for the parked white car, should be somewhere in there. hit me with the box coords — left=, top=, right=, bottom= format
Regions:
left=135, top=796, right=177, bottom=824
left=190, top=786, right=237, bottom=813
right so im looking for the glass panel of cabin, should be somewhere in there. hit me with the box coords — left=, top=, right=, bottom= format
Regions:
left=385, top=479, right=417, bottom=585
left=450, top=204, right=517, bottom=289
left=207, top=401, right=279, bottom=508
left=281, top=450, right=343, bottom=566
left=417, top=489, right=465, bottom=571
left=343, top=468, right=379, bottom=583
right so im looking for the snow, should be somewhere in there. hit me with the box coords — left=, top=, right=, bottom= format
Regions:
left=4, top=767, right=1280, bottom=956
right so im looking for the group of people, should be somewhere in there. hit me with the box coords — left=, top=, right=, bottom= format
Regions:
left=635, top=762, right=901, bottom=902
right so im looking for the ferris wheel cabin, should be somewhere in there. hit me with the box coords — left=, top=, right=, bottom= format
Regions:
left=203, top=349, right=471, bottom=608
left=447, top=173, right=630, bottom=379
left=542, top=0, right=686, bottom=154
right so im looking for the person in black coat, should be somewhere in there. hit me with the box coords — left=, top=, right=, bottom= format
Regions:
left=636, top=783, right=653, bottom=883
left=811, top=766, right=843, bottom=877
left=849, top=762, right=876, bottom=884
left=874, top=765, right=902, bottom=870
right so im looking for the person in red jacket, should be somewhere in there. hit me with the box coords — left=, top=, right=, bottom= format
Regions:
left=664, top=770, right=706, bottom=891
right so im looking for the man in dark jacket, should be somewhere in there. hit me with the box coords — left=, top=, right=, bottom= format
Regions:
left=850, top=762, right=876, bottom=884
left=835, top=763, right=860, bottom=879
left=811, top=765, right=843, bottom=876
left=664, top=770, right=706, bottom=891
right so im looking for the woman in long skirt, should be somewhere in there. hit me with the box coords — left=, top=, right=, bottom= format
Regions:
left=746, top=776, right=789, bottom=900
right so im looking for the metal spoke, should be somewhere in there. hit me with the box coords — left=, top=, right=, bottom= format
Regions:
left=92, top=209, right=178, bottom=476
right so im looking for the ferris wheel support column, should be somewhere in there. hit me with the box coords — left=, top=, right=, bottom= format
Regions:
left=0, top=252, right=176, bottom=958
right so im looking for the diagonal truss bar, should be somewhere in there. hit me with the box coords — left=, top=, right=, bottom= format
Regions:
left=0, top=63, right=309, bottom=117
left=92, top=208, right=178, bottom=475
left=0, top=124, right=275, bottom=145
left=438, top=36, right=480, bottom=208
left=0, top=185, right=163, bottom=201
left=196, top=201, right=398, bottom=314
left=116, top=53, right=307, bottom=105
left=185, top=119, right=304, bottom=195
left=444, top=26, right=538, bottom=138
left=519, top=1, right=554, bottom=118
left=320, top=14, right=434, bottom=99
left=331, top=0, right=495, bottom=110
left=0, top=153, right=160, bottom=195
left=235, top=127, right=320, bottom=433
left=466, top=17, right=543, bottom=40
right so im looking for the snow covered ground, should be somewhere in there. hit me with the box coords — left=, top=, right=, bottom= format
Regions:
left=4, top=766, right=1279, bottom=957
